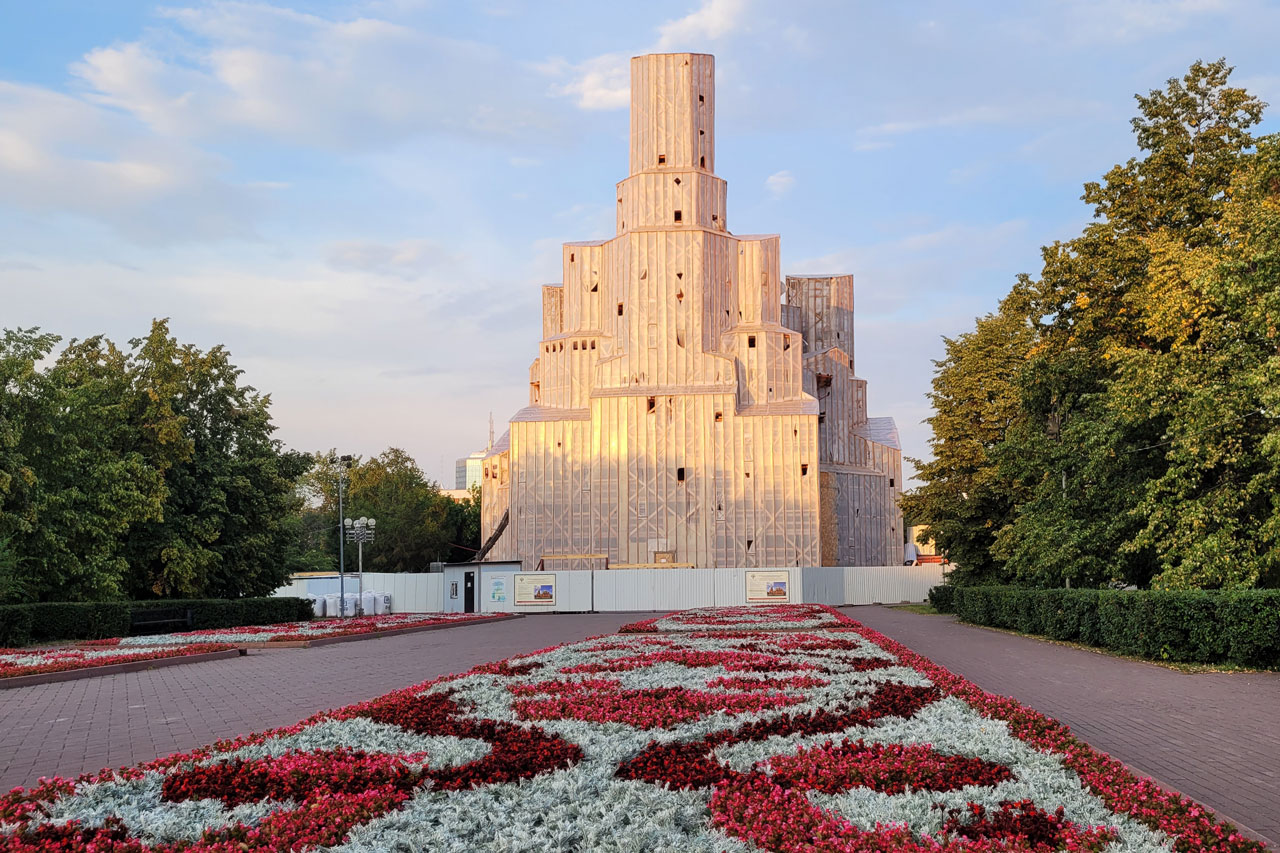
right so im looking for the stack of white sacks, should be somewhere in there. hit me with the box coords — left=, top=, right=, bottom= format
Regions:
left=306, top=592, right=391, bottom=617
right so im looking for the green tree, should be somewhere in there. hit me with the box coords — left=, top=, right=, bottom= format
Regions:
left=901, top=285, right=1035, bottom=583
left=1109, top=139, right=1280, bottom=588
left=0, top=330, right=167, bottom=601
left=991, top=60, right=1264, bottom=587
left=121, top=320, right=310, bottom=598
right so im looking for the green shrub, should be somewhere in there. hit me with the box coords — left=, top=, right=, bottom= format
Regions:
left=0, top=605, right=34, bottom=647
left=951, top=586, right=1280, bottom=668
left=0, top=597, right=312, bottom=645
left=927, top=584, right=955, bottom=613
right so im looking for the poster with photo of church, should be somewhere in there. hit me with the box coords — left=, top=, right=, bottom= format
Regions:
left=745, top=570, right=790, bottom=604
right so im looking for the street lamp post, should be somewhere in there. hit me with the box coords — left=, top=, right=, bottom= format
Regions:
left=333, top=455, right=354, bottom=618
left=344, top=516, right=376, bottom=615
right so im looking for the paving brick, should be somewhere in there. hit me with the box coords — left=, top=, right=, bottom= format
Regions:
left=846, top=605, right=1280, bottom=848
left=0, top=613, right=639, bottom=790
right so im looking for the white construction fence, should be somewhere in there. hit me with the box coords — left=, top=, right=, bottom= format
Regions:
left=276, top=565, right=943, bottom=615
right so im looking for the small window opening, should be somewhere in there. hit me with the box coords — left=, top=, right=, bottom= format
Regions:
left=699, top=129, right=705, bottom=135
left=818, top=413, right=826, bottom=424
left=617, top=303, right=624, bottom=316
left=714, top=411, right=723, bottom=423
left=783, top=334, right=791, bottom=351
left=674, top=177, right=681, bottom=185
left=572, top=341, right=578, bottom=350
left=590, top=340, right=596, bottom=350
left=698, top=94, right=704, bottom=104
left=889, top=478, right=895, bottom=488
left=712, top=214, right=718, bottom=222
left=746, top=539, right=754, bottom=551
left=658, top=154, right=666, bottom=165
left=675, top=289, right=684, bottom=303
left=700, top=156, right=705, bottom=168
left=801, top=464, right=809, bottom=476
left=676, top=329, right=685, bottom=348
left=676, top=467, right=686, bottom=482
left=647, top=396, right=656, bottom=413
left=673, top=210, right=682, bottom=223
left=569, top=253, right=574, bottom=262
left=676, top=271, right=683, bottom=279
left=745, top=471, right=751, bottom=479
left=590, top=282, right=598, bottom=292
left=747, top=335, right=756, bottom=348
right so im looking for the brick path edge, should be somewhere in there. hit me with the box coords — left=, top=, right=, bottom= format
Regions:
left=0, top=648, right=243, bottom=690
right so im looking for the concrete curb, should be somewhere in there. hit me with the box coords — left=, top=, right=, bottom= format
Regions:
left=0, top=648, right=244, bottom=690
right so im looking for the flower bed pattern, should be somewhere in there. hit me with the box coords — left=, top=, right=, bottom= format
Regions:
left=0, top=606, right=1264, bottom=851
left=0, top=644, right=235, bottom=680
left=84, top=613, right=503, bottom=647
left=620, top=603, right=846, bottom=633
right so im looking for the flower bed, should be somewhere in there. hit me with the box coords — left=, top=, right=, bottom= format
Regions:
left=620, top=603, right=847, bottom=633
left=84, top=612, right=503, bottom=647
left=0, top=607, right=1264, bottom=851
left=0, top=644, right=236, bottom=680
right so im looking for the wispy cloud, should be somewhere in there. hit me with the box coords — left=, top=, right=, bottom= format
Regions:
left=765, top=170, right=795, bottom=198
left=543, top=0, right=752, bottom=111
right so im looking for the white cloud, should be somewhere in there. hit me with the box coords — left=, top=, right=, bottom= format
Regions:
left=544, top=0, right=752, bottom=112
left=765, top=170, right=794, bottom=197
left=71, top=3, right=564, bottom=149
left=656, top=0, right=750, bottom=50
left=326, top=239, right=457, bottom=279
left=541, top=53, right=630, bottom=111
left=0, top=81, right=255, bottom=244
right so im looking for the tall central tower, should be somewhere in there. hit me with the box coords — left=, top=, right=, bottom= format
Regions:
left=480, top=53, right=822, bottom=569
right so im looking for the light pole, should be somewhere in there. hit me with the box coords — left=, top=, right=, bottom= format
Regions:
left=333, top=455, right=354, bottom=618
left=344, top=516, right=376, bottom=615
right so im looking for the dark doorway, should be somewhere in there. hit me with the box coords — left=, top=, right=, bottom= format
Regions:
left=464, top=571, right=476, bottom=613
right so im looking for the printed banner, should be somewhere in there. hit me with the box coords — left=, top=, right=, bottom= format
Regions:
left=489, top=577, right=507, bottom=603
left=515, top=573, right=556, bottom=605
left=745, top=570, right=790, bottom=603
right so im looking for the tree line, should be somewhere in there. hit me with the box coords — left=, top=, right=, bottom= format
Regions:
left=0, top=320, right=481, bottom=603
left=904, top=60, right=1280, bottom=591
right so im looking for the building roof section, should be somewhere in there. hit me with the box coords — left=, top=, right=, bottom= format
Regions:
left=854, top=416, right=900, bottom=450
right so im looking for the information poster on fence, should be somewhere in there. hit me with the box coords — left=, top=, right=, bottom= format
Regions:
left=514, top=573, right=556, bottom=606
left=745, top=570, right=790, bottom=603
left=489, top=577, right=507, bottom=604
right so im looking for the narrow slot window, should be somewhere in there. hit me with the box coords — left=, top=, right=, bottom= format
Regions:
left=676, top=467, right=686, bottom=482
left=569, top=253, right=574, bottom=262
left=700, top=156, right=705, bottom=168
left=676, top=329, right=685, bottom=348
left=714, top=411, right=723, bottom=423
left=889, top=478, right=895, bottom=488
left=658, top=154, right=666, bottom=165
left=647, top=396, right=656, bottom=413
left=747, top=335, right=756, bottom=348
left=801, top=464, right=809, bottom=476
left=673, top=210, right=682, bottom=223
left=783, top=334, right=791, bottom=351
left=698, top=94, right=704, bottom=104
left=590, top=340, right=596, bottom=350
left=617, top=303, right=624, bottom=316
left=590, top=282, right=598, bottom=292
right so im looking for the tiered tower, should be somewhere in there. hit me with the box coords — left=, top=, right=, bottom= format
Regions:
left=481, top=53, right=901, bottom=569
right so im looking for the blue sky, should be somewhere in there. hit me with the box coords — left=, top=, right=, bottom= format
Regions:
left=2, top=0, right=1277, bottom=484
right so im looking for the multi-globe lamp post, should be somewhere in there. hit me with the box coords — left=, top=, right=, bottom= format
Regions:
left=344, top=516, right=376, bottom=615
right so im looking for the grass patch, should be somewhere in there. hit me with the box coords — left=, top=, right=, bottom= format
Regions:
left=890, top=604, right=938, bottom=616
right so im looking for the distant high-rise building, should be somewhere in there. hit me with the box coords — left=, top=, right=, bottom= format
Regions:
left=455, top=450, right=487, bottom=490
left=480, top=53, right=901, bottom=568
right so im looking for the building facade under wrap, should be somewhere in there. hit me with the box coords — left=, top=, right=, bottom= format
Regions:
left=480, top=52, right=902, bottom=570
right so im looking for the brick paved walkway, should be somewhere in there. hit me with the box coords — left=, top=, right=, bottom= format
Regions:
left=847, top=605, right=1280, bottom=848
left=0, top=613, right=638, bottom=791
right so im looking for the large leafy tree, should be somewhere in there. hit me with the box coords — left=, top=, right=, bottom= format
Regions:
left=909, top=60, right=1272, bottom=589
left=121, top=320, right=315, bottom=598
left=0, top=330, right=168, bottom=601
left=901, top=284, right=1035, bottom=584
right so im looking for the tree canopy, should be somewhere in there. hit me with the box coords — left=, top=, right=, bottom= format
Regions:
left=905, top=60, right=1279, bottom=590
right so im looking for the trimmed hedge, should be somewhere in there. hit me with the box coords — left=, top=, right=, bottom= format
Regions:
left=952, top=586, right=1280, bottom=667
left=927, top=584, right=955, bottom=613
left=0, top=597, right=313, bottom=647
